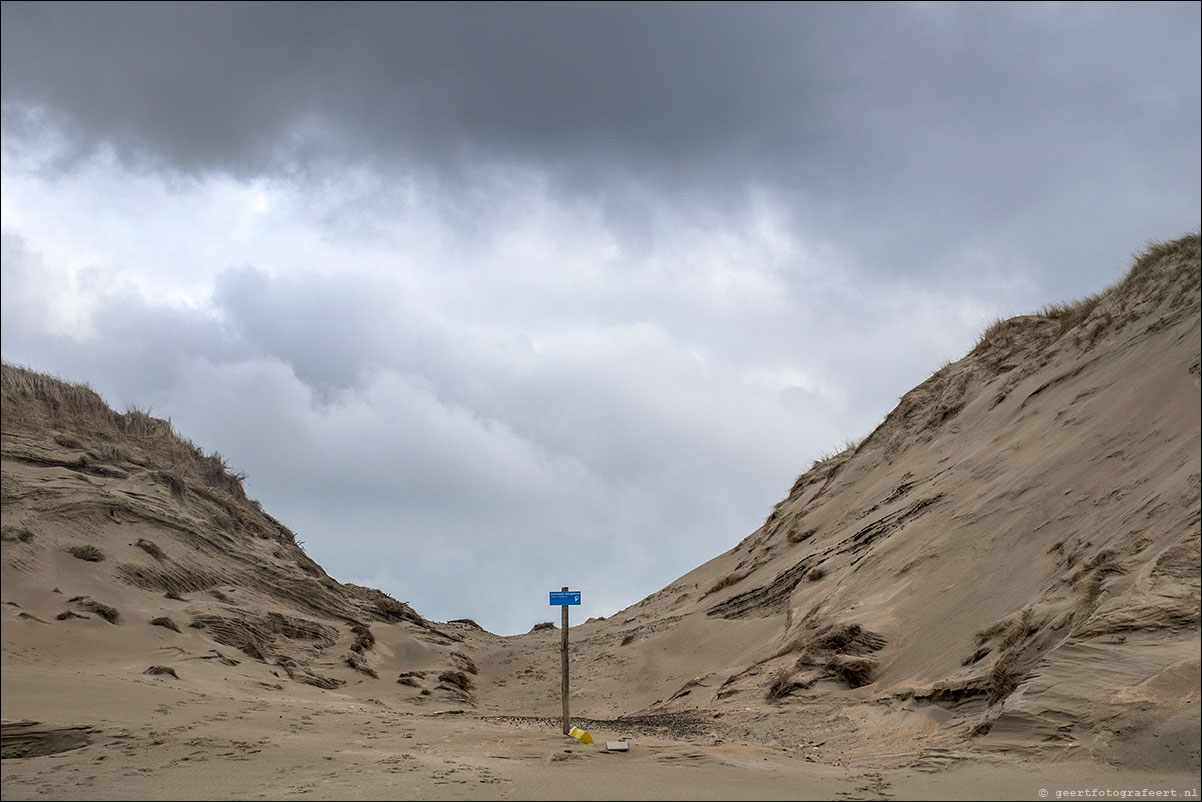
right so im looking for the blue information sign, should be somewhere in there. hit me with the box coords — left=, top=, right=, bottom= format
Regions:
left=549, top=591, right=581, bottom=606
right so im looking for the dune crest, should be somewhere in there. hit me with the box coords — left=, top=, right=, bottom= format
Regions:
left=580, top=234, right=1200, bottom=767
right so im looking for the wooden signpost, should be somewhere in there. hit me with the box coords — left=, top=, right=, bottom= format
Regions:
left=549, top=587, right=581, bottom=735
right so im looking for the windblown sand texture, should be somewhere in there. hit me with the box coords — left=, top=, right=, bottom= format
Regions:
left=3, top=235, right=1199, bottom=799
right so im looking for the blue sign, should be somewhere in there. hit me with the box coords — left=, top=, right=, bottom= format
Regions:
left=550, top=591, right=581, bottom=606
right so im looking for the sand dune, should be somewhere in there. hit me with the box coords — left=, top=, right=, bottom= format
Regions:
left=3, top=235, right=1199, bottom=799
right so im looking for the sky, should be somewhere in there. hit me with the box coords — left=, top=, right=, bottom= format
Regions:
left=2, top=2, right=1199, bottom=635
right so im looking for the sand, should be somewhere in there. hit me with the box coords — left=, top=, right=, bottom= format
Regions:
left=3, top=663, right=1196, bottom=800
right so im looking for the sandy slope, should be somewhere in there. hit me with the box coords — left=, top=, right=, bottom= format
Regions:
left=3, top=236, right=1199, bottom=799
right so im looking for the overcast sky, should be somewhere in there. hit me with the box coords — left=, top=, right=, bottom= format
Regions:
left=2, top=2, right=1198, bottom=634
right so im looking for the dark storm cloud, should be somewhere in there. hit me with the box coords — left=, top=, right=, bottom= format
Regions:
left=3, top=3, right=1195, bottom=179
left=5, top=1, right=771, bottom=174
left=2, top=2, right=815, bottom=174
left=4, top=2, right=1198, bottom=296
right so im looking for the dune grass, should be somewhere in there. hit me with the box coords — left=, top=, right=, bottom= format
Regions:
left=0, top=361, right=281, bottom=540
left=974, top=232, right=1200, bottom=354
left=66, top=545, right=106, bottom=562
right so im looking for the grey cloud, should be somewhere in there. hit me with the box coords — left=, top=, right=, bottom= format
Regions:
left=211, top=265, right=403, bottom=399
left=1, top=233, right=59, bottom=333
left=3, top=3, right=816, bottom=175
left=4, top=3, right=1198, bottom=300
left=5, top=4, right=1196, bottom=193
left=1, top=247, right=835, bottom=631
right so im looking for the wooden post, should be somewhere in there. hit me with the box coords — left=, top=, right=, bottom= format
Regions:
left=560, top=586, right=570, bottom=735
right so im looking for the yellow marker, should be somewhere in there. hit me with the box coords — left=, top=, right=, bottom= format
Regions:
left=568, top=726, right=594, bottom=745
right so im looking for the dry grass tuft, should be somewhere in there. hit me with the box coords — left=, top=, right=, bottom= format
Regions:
left=373, top=595, right=425, bottom=625
left=970, top=718, right=995, bottom=737
left=808, top=437, right=864, bottom=471
left=350, top=623, right=375, bottom=653
left=438, top=670, right=475, bottom=692
left=788, top=528, right=817, bottom=544
left=1072, top=551, right=1127, bottom=609
left=66, top=545, right=105, bottom=562
left=987, top=655, right=1022, bottom=705
left=153, top=470, right=187, bottom=498
left=972, top=316, right=1011, bottom=351
left=826, top=655, right=876, bottom=688
left=143, top=665, right=179, bottom=679
left=769, top=621, right=888, bottom=691
left=344, top=651, right=379, bottom=678
left=1038, top=292, right=1105, bottom=336
left=805, top=623, right=887, bottom=655
left=450, top=651, right=478, bottom=675
left=150, top=616, right=181, bottom=633
left=53, top=433, right=84, bottom=449
left=707, top=570, right=749, bottom=595
left=1, top=526, right=35, bottom=543
left=975, top=609, right=1032, bottom=649
left=765, top=668, right=802, bottom=701
left=69, top=596, right=120, bottom=624
left=1120, top=233, right=1201, bottom=297
left=136, top=538, right=166, bottom=560
left=960, top=646, right=991, bottom=666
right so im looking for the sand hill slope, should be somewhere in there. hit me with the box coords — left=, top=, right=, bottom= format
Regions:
left=553, top=233, right=1200, bottom=769
left=0, top=365, right=488, bottom=702
left=2, top=235, right=1198, bottom=798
